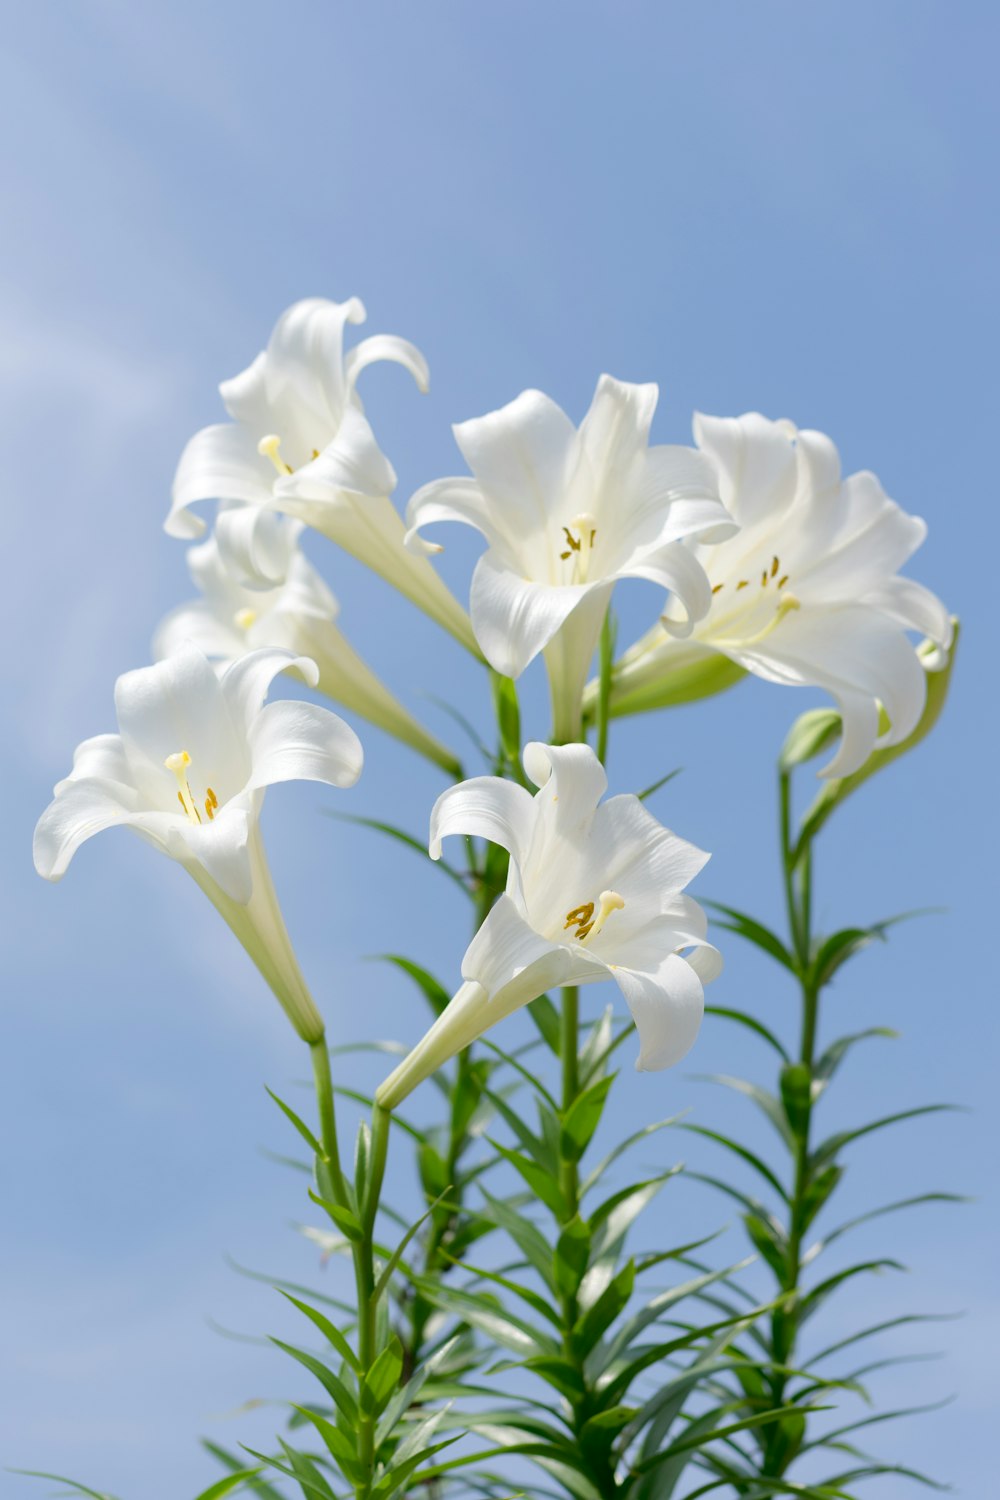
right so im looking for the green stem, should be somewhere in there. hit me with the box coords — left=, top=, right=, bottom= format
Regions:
left=353, top=1104, right=391, bottom=1499
left=763, top=783, right=821, bottom=1477
left=310, top=1037, right=348, bottom=1204
left=559, top=986, right=580, bottom=1223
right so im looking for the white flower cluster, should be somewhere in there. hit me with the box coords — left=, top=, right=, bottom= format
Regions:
left=34, top=297, right=952, bottom=1091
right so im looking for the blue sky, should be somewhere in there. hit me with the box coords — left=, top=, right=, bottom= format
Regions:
left=2, top=2, right=997, bottom=1495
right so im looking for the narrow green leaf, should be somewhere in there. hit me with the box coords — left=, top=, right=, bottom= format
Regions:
left=265, top=1089, right=322, bottom=1157
left=289, top=1408, right=363, bottom=1481
left=488, top=1138, right=567, bottom=1219
left=7, top=1475, right=120, bottom=1500
left=528, top=993, right=562, bottom=1054
left=638, top=767, right=683, bottom=802
left=554, top=1217, right=592, bottom=1300
left=374, top=1187, right=451, bottom=1302
left=268, top=1338, right=358, bottom=1421
left=701, top=899, right=797, bottom=972
left=279, top=1292, right=359, bottom=1372
left=678, top=1122, right=790, bottom=1202
left=561, top=1074, right=616, bottom=1161
left=363, top=1336, right=404, bottom=1414
left=308, top=1192, right=364, bottom=1243
left=377, top=954, right=452, bottom=1018
left=705, top=1006, right=790, bottom=1062
left=573, top=1260, right=635, bottom=1355
left=811, top=1104, right=959, bottom=1173
left=326, top=811, right=469, bottom=892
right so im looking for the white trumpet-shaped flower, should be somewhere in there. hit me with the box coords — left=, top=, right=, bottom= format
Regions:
left=33, top=643, right=363, bottom=1042
left=405, top=376, right=735, bottom=739
left=154, top=517, right=460, bottom=776
left=603, top=413, right=953, bottom=777
left=376, top=742, right=720, bottom=1108
left=165, top=297, right=477, bottom=654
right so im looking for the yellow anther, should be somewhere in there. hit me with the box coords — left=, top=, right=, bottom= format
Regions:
left=165, top=750, right=201, bottom=823
left=761, top=568, right=769, bottom=587
left=736, top=579, right=749, bottom=590
left=771, top=555, right=780, bottom=577
left=565, top=891, right=625, bottom=945
left=258, top=433, right=293, bottom=476
left=204, top=787, right=219, bottom=822
left=234, top=607, right=257, bottom=631
left=564, top=901, right=595, bottom=939
left=777, top=574, right=789, bottom=589
left=560, top=514, right=599, bottom=581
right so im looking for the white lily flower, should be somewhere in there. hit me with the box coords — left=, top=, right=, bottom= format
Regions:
left=33, top=643, right=363, bottom=1043
left=405, top=376, right=735, bottom=740
left=154, top=518, right=461, bottom=777
left=376, top=742, right=720, bottom=1109
left=165, top=297, right=478, bottom=654
left=602, top=413, right=954, bottom=777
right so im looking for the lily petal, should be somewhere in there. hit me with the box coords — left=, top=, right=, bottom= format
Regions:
left=462, top=893, right=605, bottom=1005
left=470, top=554, right=588, bottom=678
left=34, top=776, right=142, bottom=881
left=246, top=699, right=363, bottom=794
left=429, top=776, right=535, bottom=864
left=173, top=800, right=253, bottom=902
left=522, top=741, right=608, bottom=830
left=454, top=388, right=581, bottom=532
left=167, top=423, right=271, bottom=539
left=220, top=648, right=320, bottom=739
left=344, top=333, right=429, bottom=396
left=613, top=951, right=708, bottom=1071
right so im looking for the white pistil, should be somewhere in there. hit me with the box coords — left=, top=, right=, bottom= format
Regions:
left=258, top=433, right=293, bottom=476
left=165, top=750, right=218, bottom=825
left=165, top=750, right=200, bottom=823
left=559, top=511, right=599, bottom=584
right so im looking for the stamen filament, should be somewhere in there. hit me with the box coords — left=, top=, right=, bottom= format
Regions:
left=258, top=433, right=293, bottom=476
left=165, top=750, right=201, bottom=824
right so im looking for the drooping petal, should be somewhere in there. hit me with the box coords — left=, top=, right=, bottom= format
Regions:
left=470, top=554, right=587, bottom=677
left=34, top=777, right=142, bottom=881
left=344, top=334, right=429, bottom=395
left=246, top=699, right=363, bottom=794
left=861, top=575, right=953, bottom=652
left=405, top=476, right=508, bottom=556
left=429, top=776, right=536, bottom=863
left=730, top=604, right=928, bottom=776
left=167, top=423, right=272, bottom=539
left=220, top=648, right=319, bottom=740
left=613, top=951, right=709, bottom=1071
left=622, top=539, right=715, bottom=637
left=801, top=473, right=928, bottom=599
left=55, top=733, right=131, bottom=792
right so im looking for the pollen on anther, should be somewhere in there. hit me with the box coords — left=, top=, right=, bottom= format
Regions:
left=736, top=579, right=749, bottom=591
left=711, top=583, right=724, bottom=594
left=761, top=569, right=769, bottom=587
left=777, top=574, right=789, bottom=589
left=771, top=555, right=780, bottom=577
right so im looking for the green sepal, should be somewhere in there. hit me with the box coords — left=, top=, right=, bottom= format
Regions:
left=779, top=708, right=842, bottom=772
